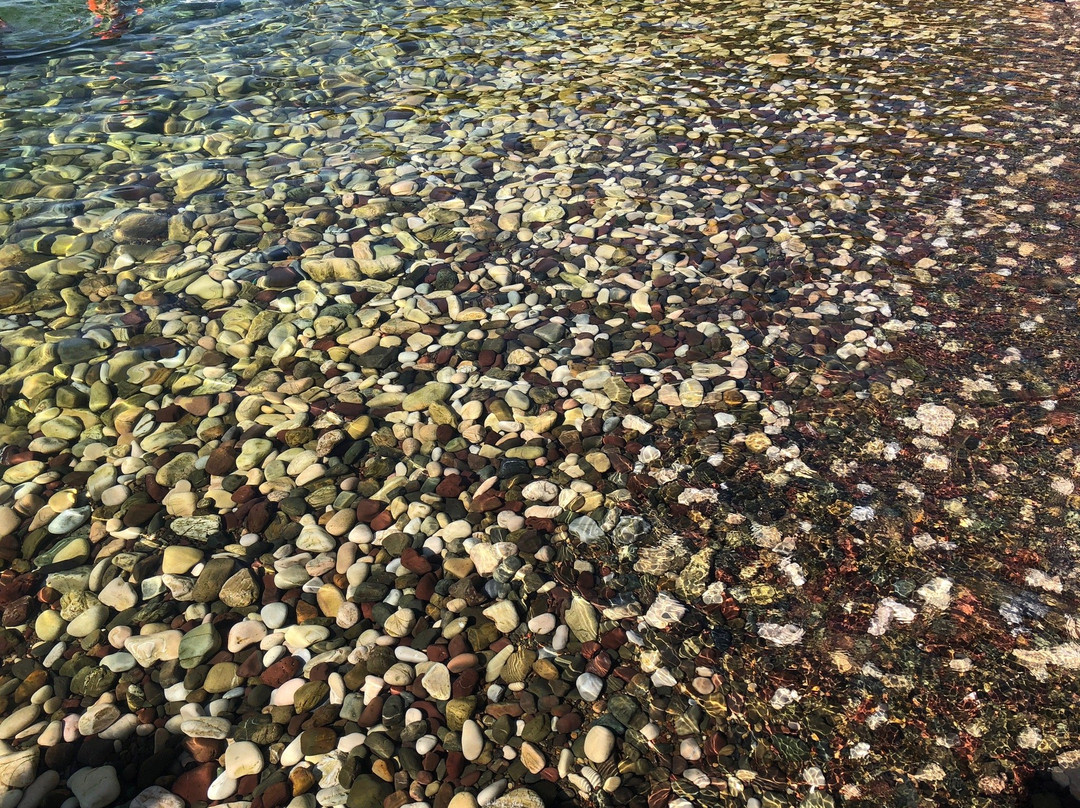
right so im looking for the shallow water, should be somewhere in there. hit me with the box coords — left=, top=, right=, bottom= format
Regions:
left=2, top=0, right=1080, bottom=806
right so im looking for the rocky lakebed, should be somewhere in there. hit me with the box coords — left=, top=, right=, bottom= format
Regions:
left=1, top=0, right=1080, bottom=806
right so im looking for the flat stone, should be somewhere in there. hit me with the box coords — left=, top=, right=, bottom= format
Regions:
left=114, top=212, right=169, bottom=242
left=0, top=748, right=38, bottom=788
left=177, top=623, right=220, bottom=669
left=421, top=663, right=451, bottom=701
left=97, top=577, right=137, bottom=611
left=125, top=630, right=182, bottom=666
left=171, top=516, right=221, bottom=541
left=179, top=716, right=231, bottom=739
left=565, top=595, right=599, bottom=643
left=176, top=168, right=224, bottom=199
left=402, top=382, right=453, bottom=412
left=162, top=546, right=203, bottom=575
left=488, top=790, right=546, bottom=808
left=0, top=704, right=40, bottom=740
left=219, top=568, right=260, bottom=607
left=284, top=624, right=328, bottom=649
left=223, top=741, right=264, bottom=778
left=130, top=786, right=185, bottom=808
left=519, top=742, right=545, bottom=774
left=482, top=600, right=520, bottom=633
left=77, top=704, right=120, bottom=737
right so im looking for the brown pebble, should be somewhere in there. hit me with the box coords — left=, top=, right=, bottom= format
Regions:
left=253, top=780, right=291, bottom=808
left=289, top=766, right=316, bottom=794
left=184, top=737, right=225, bottom=763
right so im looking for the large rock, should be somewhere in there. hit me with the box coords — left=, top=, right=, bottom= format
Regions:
left=219, top=568, right=260, bottom=607
left=0, top=748, right=37, bottom=788
left=302, top=255, right=402, bottom=282
left=190, top=557, right=235, bottom=602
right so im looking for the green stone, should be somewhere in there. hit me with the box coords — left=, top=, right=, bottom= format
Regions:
left=444, top=697, right=476, bottom=732
left=178, top=623, right=220, bottom=670
left=235, top=715, right=282, bottom=745
left=190, top=557, right=235, bottom=603
left=71, top=666, right=118, bottom=698
left=346, top=775, right=392, bottom=808
left=300, top=727, right=337, bottom=756
left=520, top=715, right=550, bottom=743
left=293, top=681, right=330, bottom=713
left=203, top=662, right=241, bottom=694
left=401, top=382, right=452, bottom=412
left=466, top=621, right=500, bottom=652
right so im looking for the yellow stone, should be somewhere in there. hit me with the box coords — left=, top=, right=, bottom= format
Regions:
left=162, top=546, right=204, bottom=575
left=317, top=584, right=345, bottom=618
left=744, top=432, right=772, bottom=453
left=35, top=611, right=66, bottom=642
left=47, top=489, right=77, bottom=512
left=346, top=416, right=373, bottom=439
left=53, top=538, right=90, bottom=566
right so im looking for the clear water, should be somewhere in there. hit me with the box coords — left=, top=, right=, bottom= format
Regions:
left=2, top=0, right=1080, bottom=805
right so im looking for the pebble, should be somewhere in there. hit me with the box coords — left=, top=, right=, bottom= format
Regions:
left=421, top=663, right=452, bottom=701
left=576, top=673, right=604, bottom=703
left=482, top=601, right=520, bottom=633
left=130, top=786, right=185, bottom=808
left=67, top=766, right=120, bottom=808
left=462, top=720, right=484, bottom=761
left=223, top=741, right=264, bottom=777
left=584, top=726, right=616, bottom=764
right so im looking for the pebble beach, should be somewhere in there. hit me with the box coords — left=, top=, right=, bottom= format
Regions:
left=1, top=0, right=1080, bottom=806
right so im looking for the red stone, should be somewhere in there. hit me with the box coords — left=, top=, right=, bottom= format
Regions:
left=400, top=548, right=432, bottom=575
left=370, top=510, right=393, bottom=532
left=451, top=668, right=479, bottom=698
left=355, top=499, right=382, bottom=521
left=470, top=492, right=503, bottom=513
left=415, top=573, right=437, bottom=602
left=172, top=762, right=217, bottom=805
left=261, top=656, right=302, bottom=688
left=252, top=780, right=291, bottom=808
left=445, top=751, right=464, bottom=781
left=435, top=476, right=466, bottom=497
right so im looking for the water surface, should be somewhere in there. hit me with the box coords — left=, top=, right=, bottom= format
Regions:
left=1, top=0, right=1080, bottom=806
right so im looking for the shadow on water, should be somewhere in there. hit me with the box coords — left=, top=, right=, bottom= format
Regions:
left=1021, top=772, right=1080, bottom=808
left=0, top=40, right=106, bottom=65
left=0, top=0, right=246, bottom=66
